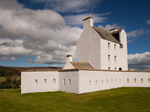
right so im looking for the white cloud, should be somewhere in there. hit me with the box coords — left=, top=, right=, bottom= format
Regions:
left=26, top=59, right=33, bottom=63
left=128, top=52, right=150, bottom=71
left=64, top=13, right=111, bottom=26
left=0, top=0, right=82, bottom=64
left=98, top=23, right=124, bottom=31
left=10, top=57, right=17, bottom=61
left=146, top=19, right=150, bottom=25
left=0, top=56, right=17, bottom=61
left=127, top=29, right=149, bottom=42
left=32, top=0, right=102, bottom=13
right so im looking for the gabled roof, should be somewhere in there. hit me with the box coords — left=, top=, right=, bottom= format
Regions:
left=92, top=26, right=121, bottom=44
left=70, top=62, right=93, bottom=69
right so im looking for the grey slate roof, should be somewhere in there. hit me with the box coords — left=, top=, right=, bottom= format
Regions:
left=70, top=62, right=93, bottom=69
left=93, top=26, right=121, bottom=44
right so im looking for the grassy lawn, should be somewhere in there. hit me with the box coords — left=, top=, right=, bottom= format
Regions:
left=0, top=77, right=6, bottom=81
left=0, top=87, right=150, bottom=112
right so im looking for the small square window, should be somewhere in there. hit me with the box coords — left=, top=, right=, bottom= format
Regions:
left=108, top=55, right=110, bottom=61
left=111, top=79, right=113, bottom=83
left=95, top=80, right=97, bottom=85
left=114, top=44, right=116, bottom=50
left=35, top=79, right=38, bottom=85
left=68, top=79, right=71, bottom=86
left=114, top=56, right=117, bottom=62
left=63, top=79, right=65, bottom=85
left=89, top=80, right=91, bottom=86
left=119, top=79, right=121, bottom=83
left=134, top=78, right=136, bottom=83
left=101, top=80, right=103, bottom=85
left=108, top=43, right=110, bottom=49
left=119, top=68, right=122, bottom=71
left=53, top=79, right=56, bottom=85
left=44, top=79, right=47, bottom=85
left=108, top=67, right=111, bottom=70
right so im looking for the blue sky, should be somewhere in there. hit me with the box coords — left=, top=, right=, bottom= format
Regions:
left=0, top=0, right=150, bottom=70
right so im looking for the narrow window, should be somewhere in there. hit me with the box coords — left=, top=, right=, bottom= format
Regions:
left=134, top=78, right=136, bottom=83
left=148, top=78, right=150, bottom=83
left=108, top=67, right=111, bottom=70
left=108, top=43, right=110, bottom=49
left=119, top=78, right=121, bottom=83
left=95, top=80, right=97, bottom=85
left=127, top=78, right=129, bottom=83
left=108, top=55, right=110, bottom=61
left=53, top=79, right=56, bottom=85
left=119, top=68, right=122, bottom=71
left=115, top=79, right=117, bottom=83
left=141, top=78, right=143, bottom=83
left=35, top=79, right=38, bottom=85
left=63, top=79, right=65, bottom=85
left=101, top=80, right=103, bottom=85
left=68, top=79, right=71, bottom=86
left=106, top=79, right=108, bottom=84
left=114, top=56, right=117, bottom=62
left=111, top=79, right=113, bottom=83
left=44, top=79, right=47, bottom=85
left=114, top=44, right=116, bottom=50
left=89, top=80, right=91, bottom=86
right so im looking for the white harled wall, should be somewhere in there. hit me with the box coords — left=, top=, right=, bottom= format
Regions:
left=77, top=16, right=128, bottom=71
left=78, top=70, right=123, bottom=94
left=100, top=30, right=128, bottom=71
left=77, top=18, right=101, bottom=69
left=21, top=71, right=59, bottom=94
left=59, top=71, right=79, bottom=94
left=78, top=70, right=150, bottom=94
left=123, top=72, right=150, bottom=87
left=21, top=70, right=150, bottom=94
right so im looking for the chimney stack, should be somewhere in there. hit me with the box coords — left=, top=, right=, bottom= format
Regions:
left=66, top=55, right=72, bottom=63
left=83, top=14, right=93, bottom=29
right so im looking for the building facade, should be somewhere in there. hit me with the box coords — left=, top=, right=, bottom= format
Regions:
left=77, top=15, right=128, bottom=71
left=21, top=15, right=150, bottom=94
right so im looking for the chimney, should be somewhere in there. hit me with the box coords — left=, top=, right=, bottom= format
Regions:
left=66, top=55, right=72, bottom=63
left=83, top=14, right=93, bottom=29
left=109, top=28, right=118, bottom=33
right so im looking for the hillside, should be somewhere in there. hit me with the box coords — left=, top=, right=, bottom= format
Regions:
left=0, top=66, right=18, bottom=76
left=11, top=66, right=62, bottom=71
left=0, top=66, right=62, bottom=76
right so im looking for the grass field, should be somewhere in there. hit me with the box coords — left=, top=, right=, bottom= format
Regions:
left=0, top=87, right=150, bottom=112
left=0, top=77, right=6, bottom=81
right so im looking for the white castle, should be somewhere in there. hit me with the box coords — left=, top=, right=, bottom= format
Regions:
left=21, top=15, right=150, bottom=94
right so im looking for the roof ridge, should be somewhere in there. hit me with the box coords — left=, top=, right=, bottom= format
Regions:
left=93, top=26, right=111, bottom=34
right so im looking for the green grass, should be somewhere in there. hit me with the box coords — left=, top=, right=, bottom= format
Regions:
left=0, top=77, right=6, bottom=81
left=0, top=87, right=150, bottom=112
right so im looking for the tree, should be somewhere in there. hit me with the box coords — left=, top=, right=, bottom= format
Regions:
left=5, top=70, right=21, bottom=89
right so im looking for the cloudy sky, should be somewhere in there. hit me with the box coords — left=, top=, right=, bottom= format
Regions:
left=0, top=0, right=150, bottom=71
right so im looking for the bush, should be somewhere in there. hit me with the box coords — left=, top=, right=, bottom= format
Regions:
left=0, top=79, right=21, bottom=89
